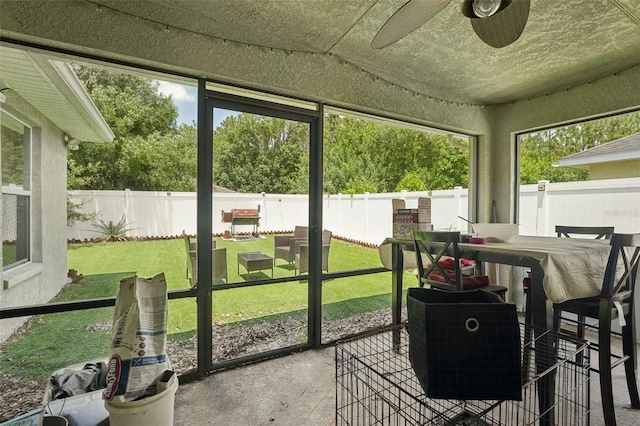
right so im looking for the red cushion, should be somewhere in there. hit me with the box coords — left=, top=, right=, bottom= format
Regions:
left=434, top=258, right=474, bottom=269
left=427, top=270, right=491, bottom=289
left=522, top=277, right=531, bottom=289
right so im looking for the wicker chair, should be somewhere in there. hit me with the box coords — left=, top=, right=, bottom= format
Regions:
left=295, top=230, right=332, bottom=275
left=183, top=230, right=197, bottom=281
left=187, top=247, right=228, bottom=287
left=274, top=226, right=308, bottom=267
left=183, top=230, right=224, bottom=286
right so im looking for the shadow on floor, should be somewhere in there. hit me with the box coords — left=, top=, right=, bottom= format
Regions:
left=174, top=330, right=640, bottom=426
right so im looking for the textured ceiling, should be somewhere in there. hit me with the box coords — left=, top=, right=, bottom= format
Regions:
left=90, top=0, right=640, bottom=105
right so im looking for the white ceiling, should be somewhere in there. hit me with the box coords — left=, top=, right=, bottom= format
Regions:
left=89, top=0, right=640, bottom=105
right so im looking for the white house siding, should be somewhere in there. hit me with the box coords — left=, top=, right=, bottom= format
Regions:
left=0, top=92, right=68, bottom=342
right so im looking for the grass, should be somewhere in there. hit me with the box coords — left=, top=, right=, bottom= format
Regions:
left=0, top=235, right=418, bottom=380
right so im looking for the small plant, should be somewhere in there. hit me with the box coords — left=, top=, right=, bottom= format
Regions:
left=90, top=215, right=136, bottom=242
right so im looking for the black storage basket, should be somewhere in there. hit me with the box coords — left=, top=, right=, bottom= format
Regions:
left=407, top=287, right=522, bottom=400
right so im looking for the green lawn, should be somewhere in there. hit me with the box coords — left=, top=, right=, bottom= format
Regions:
left=1, top=235, right=418, bottom=379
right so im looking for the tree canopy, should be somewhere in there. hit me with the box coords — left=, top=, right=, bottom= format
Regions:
left=212, top=113, right=469, bottom=194
left=68, top=65, right=640, bottom=194
left=68, top=67, right=197, bottom=191
left=519, top=113, right=640, bottom=184
left=323, top=115, right=468, bottom=194
left=213, top=114, right=309, bottom=193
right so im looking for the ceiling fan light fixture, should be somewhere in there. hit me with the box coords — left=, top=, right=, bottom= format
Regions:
left=461, top=0, right=512, bottom=19
left=472, top=0, right=502, bottom=18
left=373, top=0, right=528, bottom=50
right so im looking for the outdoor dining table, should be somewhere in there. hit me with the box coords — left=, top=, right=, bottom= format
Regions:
left=379, top=234, right=612, bottom=426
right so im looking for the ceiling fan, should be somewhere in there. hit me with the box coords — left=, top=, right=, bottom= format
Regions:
left=371, top=0, right=530, bottom=49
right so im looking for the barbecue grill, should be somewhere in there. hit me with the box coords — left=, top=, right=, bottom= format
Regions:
left=221, top=206, right=260, bottom=236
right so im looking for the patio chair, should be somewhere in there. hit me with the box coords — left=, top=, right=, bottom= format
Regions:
left=188, top=247, right=228, bottom=287
left=183, top=230, right=197, bottom=280
left=411, top=230, right=507, bottom=299
left=295, top=230, right=332, bottom=275
left=552, top=233, right=640, bottom=426
left=183, top=230, right=223, bottom=286
left=274, top=226, right=308, bottom=267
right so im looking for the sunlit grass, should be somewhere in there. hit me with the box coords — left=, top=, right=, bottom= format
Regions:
left=1, top=236, right=417, bottom=379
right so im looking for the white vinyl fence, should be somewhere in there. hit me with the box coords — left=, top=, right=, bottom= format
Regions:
left=68, top=178, right=640, bottom=244
left=67, top=178, right=640, bottom=337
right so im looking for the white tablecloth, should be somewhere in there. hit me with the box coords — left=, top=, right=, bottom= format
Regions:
left=378, top=235, right=612, bottom=303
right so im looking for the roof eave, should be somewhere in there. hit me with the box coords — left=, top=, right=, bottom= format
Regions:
left=557, top=150, right=640, bottom=168
left=47, top=60, right=115, bottom=142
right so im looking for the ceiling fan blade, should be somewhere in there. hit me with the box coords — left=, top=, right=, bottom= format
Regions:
left=469, top=0, right=530, bottom=48
left=372, top=0, right=451, bottom=49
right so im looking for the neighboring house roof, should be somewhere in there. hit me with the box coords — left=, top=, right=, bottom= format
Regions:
left=556, top=133, right=640, bottom=170
left=213, top=185, right=237, bottom=193
left=0, top=46, right=114, bottom=142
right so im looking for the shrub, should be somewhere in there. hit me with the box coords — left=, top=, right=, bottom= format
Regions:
left=90, top=215, right=136, bottom=242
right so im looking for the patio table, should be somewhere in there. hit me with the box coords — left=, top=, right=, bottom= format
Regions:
left=238, top=251, right=273, bottom=280
left=379, top=235, right=612, bottom=426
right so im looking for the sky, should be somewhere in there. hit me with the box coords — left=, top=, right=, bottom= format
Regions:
left=154, top=81, right=238, bottom=128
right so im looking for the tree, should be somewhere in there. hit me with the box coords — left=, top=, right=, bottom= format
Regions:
left=323, top=115, right=384, bottom=194
left=520, top=112, right=640, bottom=184
left=73, top=67, right=177, bottom=137
left=68, top=66, right=197, bottom=191
left=117, top=127, right=197, bottom=191
left=213, top=114, right=309, bottom=193
left=323, top=114, right=469, bottom=194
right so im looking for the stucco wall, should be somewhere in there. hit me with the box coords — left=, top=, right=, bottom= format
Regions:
left=0, top=92, right=68, bottom=342
left=485, top=65, right=640, bottom=223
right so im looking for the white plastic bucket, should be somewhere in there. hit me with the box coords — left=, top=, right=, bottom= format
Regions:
left=104, top=374, right=178, bottom=426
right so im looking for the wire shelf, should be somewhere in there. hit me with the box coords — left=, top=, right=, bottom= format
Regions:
left=336, top=324, right=590, bottom=425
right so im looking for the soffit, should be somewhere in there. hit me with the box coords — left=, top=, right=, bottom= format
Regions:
left=0, top=45, right=113, bottom=142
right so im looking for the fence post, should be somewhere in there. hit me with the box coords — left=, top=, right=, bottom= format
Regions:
left=454, top=186, right=463, bottom=230
left=338, top=192, right=343, bottom=236
left=123, top=188, right=132, bottom=236
left=92, top=190, right=99, bottom=219
left=364, top=192, right=370, bottom=243
left=260, top=192, right=266, bottom=233
left=536, top=180, right=550, bottom=236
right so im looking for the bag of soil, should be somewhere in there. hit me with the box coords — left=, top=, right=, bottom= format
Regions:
left=103, top=273, right=171, bottom=403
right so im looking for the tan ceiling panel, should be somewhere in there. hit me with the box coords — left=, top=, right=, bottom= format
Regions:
left=3, top=0, right=640, bottom=106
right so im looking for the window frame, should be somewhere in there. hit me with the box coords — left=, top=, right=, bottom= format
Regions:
left=1, top=109, right=33, bottom=271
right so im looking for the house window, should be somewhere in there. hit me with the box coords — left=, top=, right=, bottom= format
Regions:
left=1, top=110, right=31, bottom=270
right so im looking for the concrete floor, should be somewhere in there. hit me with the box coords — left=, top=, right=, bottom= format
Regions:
left=174, top=337, right=640, bottom=426
left=174, top=348, right=336, bottom=426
